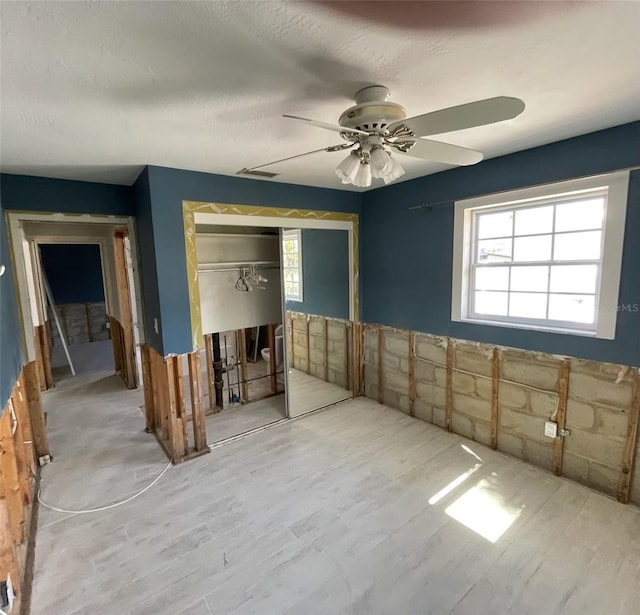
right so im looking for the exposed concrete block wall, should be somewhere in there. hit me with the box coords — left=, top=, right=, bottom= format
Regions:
left=287, top=311, right=351, bottom=389
left=413, top=333, right=448, bottom=428
left=362, top=324, right=640, bottom=505
left=49, top=302, right=109, bottom=347
left=363, top=327, right=412, bottom=413
left=497, top=348, right=560, bottom=473
left=564, top=360, right=633, bottom=498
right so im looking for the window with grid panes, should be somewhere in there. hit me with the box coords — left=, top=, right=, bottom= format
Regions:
left=282, top=229, right=303, bottom=301
left=452, top=172, right=629, bottom=338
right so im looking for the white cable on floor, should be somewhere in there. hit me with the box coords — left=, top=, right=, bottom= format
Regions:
left=37, top=461, right=172, bottom=515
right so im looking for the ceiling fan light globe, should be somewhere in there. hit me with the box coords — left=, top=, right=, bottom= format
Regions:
left=370, top=147, right=390, bottom=173
left=335, top=152, right=360, bottom=183
left=353, top=162, right=372, bottom=188
left=382, top=156, right=406, bottom=184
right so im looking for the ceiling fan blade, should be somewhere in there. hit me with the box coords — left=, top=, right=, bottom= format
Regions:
left=398, top=138, right=483, bottom=166
left=389, top=96, right=525, bottom=137
left=283, top=114, right=369, bottom=137
left=241, top=144, right=351, bottom=173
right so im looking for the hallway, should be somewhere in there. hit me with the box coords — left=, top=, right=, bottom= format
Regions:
left=33, top=341, right=166, bottom=613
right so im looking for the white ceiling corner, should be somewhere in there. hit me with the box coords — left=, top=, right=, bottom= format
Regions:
left=1, top=1, right=638, bottom=190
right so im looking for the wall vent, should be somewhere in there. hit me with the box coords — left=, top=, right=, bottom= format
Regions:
left=236, top=168, right=279, bottom=178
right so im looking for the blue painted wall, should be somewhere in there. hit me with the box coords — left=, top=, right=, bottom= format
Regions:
left=286, top=229, right=350, bottom=319
left=133, top=168, right=163, bottom=353
left=39, top=244, right=105, bottom=304
left=146, top=166, right=362, bottom=355
left=0, top=198, right=23, bottom=408
left=361, top=122, right=640, bottom=366
left=0, top=173, right=134, bottom=216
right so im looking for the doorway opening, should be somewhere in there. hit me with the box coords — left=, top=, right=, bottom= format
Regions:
left=38, top=243, right=113, bottom=381
left=195, top=225, right=286, bottom=443
left=6, top=212, right=146, bottom=463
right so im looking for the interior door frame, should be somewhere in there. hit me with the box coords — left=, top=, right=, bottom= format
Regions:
left=182, top=201, right=359, bottom=420
left=182, top=201, right=359, bottom=353
left=6, top=212, right=145, bottom=380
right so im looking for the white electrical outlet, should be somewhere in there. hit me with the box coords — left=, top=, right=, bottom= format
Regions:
left=544, top=421, right=558, bottom=438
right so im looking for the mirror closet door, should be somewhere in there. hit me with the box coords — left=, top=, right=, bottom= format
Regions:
left=282, top=227, right=354, bottom=418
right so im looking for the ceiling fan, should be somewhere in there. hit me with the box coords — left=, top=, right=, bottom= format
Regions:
left=239, top=85, right=525, bottom=188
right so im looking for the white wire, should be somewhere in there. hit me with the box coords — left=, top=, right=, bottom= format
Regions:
left=37, top=461, right=172, bottom=515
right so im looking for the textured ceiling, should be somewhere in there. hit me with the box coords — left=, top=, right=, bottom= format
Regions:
left=1, top=1, right=638, bottom=190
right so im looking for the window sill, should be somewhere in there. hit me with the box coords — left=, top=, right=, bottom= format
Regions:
left=455, top=316, right=600, bottom=338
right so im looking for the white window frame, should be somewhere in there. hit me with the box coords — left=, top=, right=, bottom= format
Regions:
left=282, top=228, right=303, bottom=302
left=452, top=171, right=629, bottom=339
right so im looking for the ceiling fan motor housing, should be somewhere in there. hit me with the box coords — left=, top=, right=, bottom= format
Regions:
left=339, top=86, right=406, bottom=133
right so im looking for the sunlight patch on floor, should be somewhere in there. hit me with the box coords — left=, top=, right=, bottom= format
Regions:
left=445, top=478, right=524, bottom=543
left=428, top=463, right=482, bottom=505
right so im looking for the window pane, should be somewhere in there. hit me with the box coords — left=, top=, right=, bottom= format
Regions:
left=549, top=265, right=598, bottom=294
left=474, top=291, right=508, bottom=316
left=477, top=238, right=512, bottom=263
left=474, top=266, right=509, bottom=291
left=555, top=198, right=604, bottom=232
left=548, top=294, right=595, bottom=324
left=514, top=206, right=553, bottom=236
left=509, top=292, right=547, bottom=319
left=286, top=282, right=300, bottom=298
left=511, top=266, right=548, bottom=292
left=513, top=235, right=552, bottom=262
left=477, top=211, right=513, bottom=239
left=283, top=240, right=296, bottom=254
left=284, top=254, right=298, bottom=267
left=554, top=231, right=601, bottom=261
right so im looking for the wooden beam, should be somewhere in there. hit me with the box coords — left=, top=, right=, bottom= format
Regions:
left=43, top=322, right=54, bottom=388
left=165, top=356, right=185, bottom=463
left=141, top=345, right=155, bottom=432
left=12, top=374, right=36, bottom=478
left=323, top=319, right=329, bottom=383
left=0, top=497, right=21, bottom=596
left=113, top=229, right=137, bottom=389
left=357, top=323, right=364, bottom=397
left=552, top=358, right=571, bottom=476
left=33, top=326, right=46, bottom=391
left=305, top=316, right=311, bottom=375
left=156, top=350, right=170, bottom=442
left=188, top=352, right=208, bottom=452
left=408, top=332, right=416, bottom=417
left=490, top=347, right=500, bottom=449
left=0, top=410, right=25, bottom=544
left=377, top=328, right=384, bottom=404
left=23, top=361, right=49, bottom=458
left=238, top=329, right=249, bottom=402
left=617, top=368, right=640, bottom=503
left=173, top=356, right=188, bottom=453
left=446, top=339, right=454, bottom=432
left=148, top=346, right=162, bottom=437
left=344, top=322, right=350, bottom=391
left=9, top=401, right=30, bottom=505
left=350, top=323, right=358, bottom=397
left=267, top=325, right=278, bottom=393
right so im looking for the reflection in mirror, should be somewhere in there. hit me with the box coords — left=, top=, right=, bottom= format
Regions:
left=283, top=228, right=353, bottom=417
left=195, top=225, right=287, bottom=443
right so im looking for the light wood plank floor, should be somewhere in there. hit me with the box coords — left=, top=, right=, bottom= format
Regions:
left=34, top=365, right=639, bottom=614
